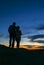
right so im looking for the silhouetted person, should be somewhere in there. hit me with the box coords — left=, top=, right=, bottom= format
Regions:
left=16, top=26, right=22, bottom=48
left=8, top=22, right=16, bottom=48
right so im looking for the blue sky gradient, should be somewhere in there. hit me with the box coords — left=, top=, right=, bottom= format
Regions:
left=0, top=0, right=44, bottom=46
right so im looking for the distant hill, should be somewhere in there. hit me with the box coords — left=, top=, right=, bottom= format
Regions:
left=0, top=45, right=44, bottom=65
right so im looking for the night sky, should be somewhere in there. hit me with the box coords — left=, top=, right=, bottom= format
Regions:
left=0, top=0, right=44, bottom=48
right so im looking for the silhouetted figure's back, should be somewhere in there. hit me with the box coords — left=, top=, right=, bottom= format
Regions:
left=16, top=26, right=22, bottom=48
left=8, top=22, right=16, bottom=48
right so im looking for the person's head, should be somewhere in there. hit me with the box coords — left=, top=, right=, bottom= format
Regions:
left=17, top=26, right=20, bottom=30
left=13, top=22, right=16, bottom=26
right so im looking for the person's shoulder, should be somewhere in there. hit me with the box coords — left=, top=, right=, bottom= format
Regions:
left=8, top=25, right=13, bottom=30
left=9, top=25, right=12, bottom=27
left=19, top=30, right=22, bottom=33
left=19, top=30, right=22, bottom=34
left=10, top=25, right=12, bottom=27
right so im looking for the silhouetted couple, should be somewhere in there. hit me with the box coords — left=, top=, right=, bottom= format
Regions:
left=8, top=22, right=22, bottom=48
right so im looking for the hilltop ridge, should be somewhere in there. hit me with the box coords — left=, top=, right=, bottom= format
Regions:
left=0, top=45, right=44, bottom=65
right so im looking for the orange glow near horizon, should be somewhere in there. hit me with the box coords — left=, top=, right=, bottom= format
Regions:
left=0, top=41, right=44, bottom=50
left=13, top=45, right=44, bottom=50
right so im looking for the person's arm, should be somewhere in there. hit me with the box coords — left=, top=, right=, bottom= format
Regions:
left=8, top=26, right=10, bottom=32
left=8, top=25, right=12, bottom=33
left=20, top=30, right=22, bottom=35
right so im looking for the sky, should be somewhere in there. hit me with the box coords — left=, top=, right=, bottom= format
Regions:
left=0, top=0, right=44, bottom=48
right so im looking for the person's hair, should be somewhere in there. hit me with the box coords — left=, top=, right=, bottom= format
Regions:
left=13, top=22, right=16, bottom=25
left=17, top=26, right=20, bottom=29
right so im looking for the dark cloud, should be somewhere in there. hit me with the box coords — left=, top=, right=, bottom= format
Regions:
left=35, top=25, right=44, bottom=30
left=28, top=34, right=44, bottom=41
left=39, top=46, right=44, bottom=48
left=32, top=40, right=44, bottom=43
left=23, top=45, right=44, bottom=48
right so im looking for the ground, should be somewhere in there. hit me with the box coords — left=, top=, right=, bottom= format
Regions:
left=0, top=45, right=44, bottom=65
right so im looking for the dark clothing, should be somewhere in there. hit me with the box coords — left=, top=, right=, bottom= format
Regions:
left=9, top=34, right=15, bottom=48
left=16, top=29, right=22, bottom=48
left=8, top=25, right=16, bottom=36
left=8, top=25, right=16, bottom=48
left=8, top=23, right=22, bottom=48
